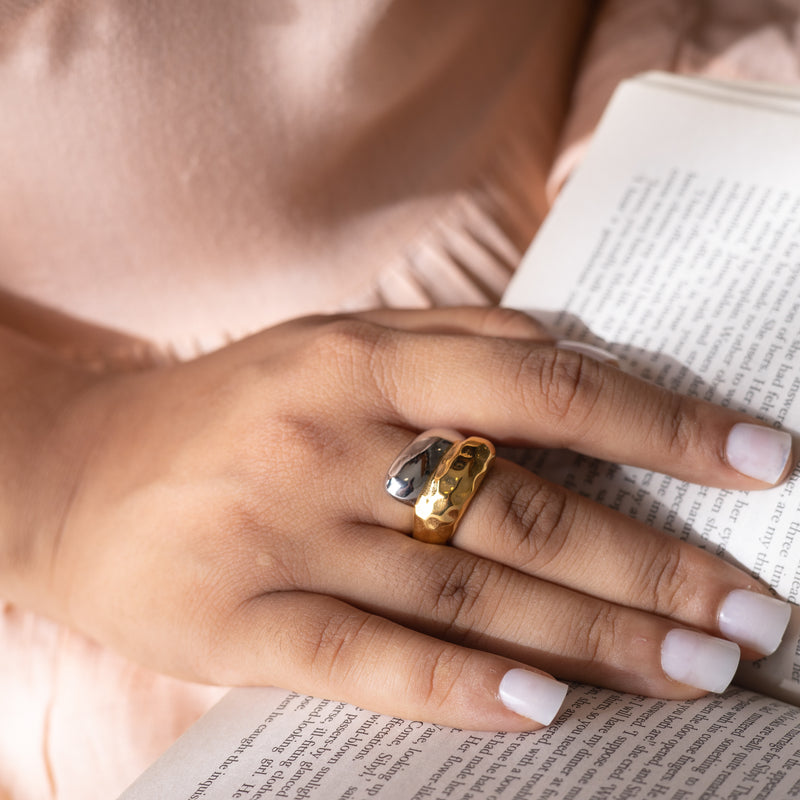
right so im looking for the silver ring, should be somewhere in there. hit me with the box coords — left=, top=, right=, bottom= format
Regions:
left=385, top=428, right=462, bottom=505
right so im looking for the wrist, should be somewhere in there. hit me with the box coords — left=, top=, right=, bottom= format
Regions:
left=0, top=325, right=105, bottom=614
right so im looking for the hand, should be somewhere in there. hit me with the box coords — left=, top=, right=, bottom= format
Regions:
left=14, top=308, right=793, bottom=730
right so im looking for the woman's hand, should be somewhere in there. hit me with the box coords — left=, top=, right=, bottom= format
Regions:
left=9, top=307, right=793, bottom=731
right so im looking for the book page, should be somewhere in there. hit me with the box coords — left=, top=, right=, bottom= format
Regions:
left=121, top=684, right=800, bottom=799
left=503, top=74, right=800, bottom=703
left=639, top=70, right=800, bottom=112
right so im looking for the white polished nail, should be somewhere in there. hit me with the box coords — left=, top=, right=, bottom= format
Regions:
left=556, top=340, right=620, bottom=367
left=719, top=590, right=791, bottom=656
left=498, top=669, right=569, bottom=726
left=726, top=423, right=792, bottom=484
left=661, top=630, right=740, bottom=693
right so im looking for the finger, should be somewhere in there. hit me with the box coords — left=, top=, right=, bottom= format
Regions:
left=452, top=459, right=792, bottom=659
left=363, top=424, right=792, bottom=661
left=373, top=333, right=793, bottom=489
left=215, top=591, right=570, bottom=731
left=316, top=527, right=743, bottom=700
left=352, top=306, right=553, bottom=341
left=369, top=444, right=790, bottom=659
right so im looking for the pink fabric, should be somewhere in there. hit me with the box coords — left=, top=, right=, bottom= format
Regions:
left=1, top=2, right=799, bottom=798
left=0, top=0, right=583, bottom=360
left=1, top=603, right=226, bottom=799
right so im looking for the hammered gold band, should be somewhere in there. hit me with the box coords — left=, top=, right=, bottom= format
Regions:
left=412, top=437, right=496, bottom=544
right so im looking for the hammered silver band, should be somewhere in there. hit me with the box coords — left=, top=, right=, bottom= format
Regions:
left=385, top=428, right=462, bottom=505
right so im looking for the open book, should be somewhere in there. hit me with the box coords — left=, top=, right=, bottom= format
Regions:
left=121, top=73, right=800, bottom=799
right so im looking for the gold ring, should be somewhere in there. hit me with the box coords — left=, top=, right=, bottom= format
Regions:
left=412, top=437, right=496, bottom=544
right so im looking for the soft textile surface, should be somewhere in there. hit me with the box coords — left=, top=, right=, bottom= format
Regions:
left=0, top=0, right=582, bottom=360
left=1, top=2, right=799, bottom=798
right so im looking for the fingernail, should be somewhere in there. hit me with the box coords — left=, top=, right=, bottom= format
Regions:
left=498, top=669, right=569, bottom=726
left=557, top=340, right=620, bottom=367
left=726, top=423, right=792, bottom=484
left=718, top=589, right=791, bottom=656
left=661, top=629, right=740, bottom=693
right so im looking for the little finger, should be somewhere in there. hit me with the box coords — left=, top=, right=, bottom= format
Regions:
left=218, top=591, right=571, bottom=731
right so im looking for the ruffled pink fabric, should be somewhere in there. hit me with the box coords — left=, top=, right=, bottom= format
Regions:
left=1, top=2, right=799, bottom=798
left=1, top=603, right=226, bottom=800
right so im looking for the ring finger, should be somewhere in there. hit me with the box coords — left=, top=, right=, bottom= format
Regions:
left=308, top=521, right=740, bottom=700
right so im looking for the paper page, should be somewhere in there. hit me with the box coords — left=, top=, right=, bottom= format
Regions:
left=121, top=684, right=800, bottom=799
left=503, top=74, right=800, bottom=702
left=638, top=71, right=800, bottom=112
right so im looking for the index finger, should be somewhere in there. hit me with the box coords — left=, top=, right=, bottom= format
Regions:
left=372, top=330, right=793, bottom=490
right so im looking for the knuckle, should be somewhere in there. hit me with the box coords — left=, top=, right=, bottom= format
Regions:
left=308, top=611, right=378, bottom=683
left=313, top=318, right=384, bottom=377
left=576, top=604, right=623, bottom=666
left=658, top=392, right=698, bottom=461
left=314, top=318, right=400, bottom=415
left=289, top=317, right=400, bottom=419
left=495, top=477, right=575, bottom=571
left=417, top=647, right=470, bottom=710
left=639, top=541, right=688, bottom=617
left=423, top=555, right=504, bottom=642
left=516, top=348, right=606, bottom=434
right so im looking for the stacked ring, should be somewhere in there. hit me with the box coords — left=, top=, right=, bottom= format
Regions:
left=385, top=429, right=496, bottom=545
left=385, top=428, right=462, bottom=505
left=413, top=437, right=495, bottom=544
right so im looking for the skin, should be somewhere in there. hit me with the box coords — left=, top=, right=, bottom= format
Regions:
left=0, top=306, right=792, bottom=732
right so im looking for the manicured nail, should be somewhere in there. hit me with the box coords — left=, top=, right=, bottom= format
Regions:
left=726, top=423, right=792, bottom=484
left=557, top=340, right=620, bottom=367
left=661, top=630, right=740, bottom=693
left=498, top=669, right=569, bottom=726
left=718, top=589, right=791, bottom=656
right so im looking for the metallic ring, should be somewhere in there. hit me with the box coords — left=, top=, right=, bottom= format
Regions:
left=385, top=428, right=462, bottom=505
left=413, top=437, right=496, bottom=545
